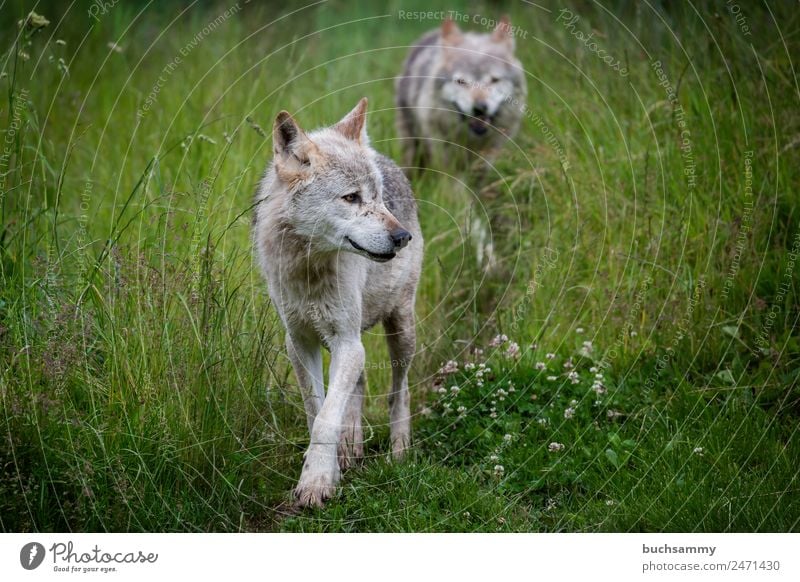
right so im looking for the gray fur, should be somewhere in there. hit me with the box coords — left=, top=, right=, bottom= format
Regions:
left=396, top=19, right=528, bottom=168
left=253, top=99, right=423, bottom=507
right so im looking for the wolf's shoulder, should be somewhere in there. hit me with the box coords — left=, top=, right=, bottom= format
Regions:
left=407, top=29, right=441, bottom=60
left=396, top=28, right=442, bottom=102
left=374, top=153, right=417, bottom=217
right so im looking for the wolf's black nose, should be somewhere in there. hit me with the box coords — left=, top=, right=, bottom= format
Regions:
left=473, top=102, right=488, bottom=116
left=390, top=229, right=412, bottom=249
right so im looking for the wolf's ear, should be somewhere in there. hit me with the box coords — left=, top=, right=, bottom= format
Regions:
left=273, top=111, right=317, bottom=181
left=491, top=15, right=515, bottom=51
left=441, top=18, right=463, bottom=45
left=333, top=97, right=369, bottom=145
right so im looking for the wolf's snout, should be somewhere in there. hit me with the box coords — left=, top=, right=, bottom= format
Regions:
left=472, top=101, right=489, bottom=116
left=390, top=228, right=412, bottom=250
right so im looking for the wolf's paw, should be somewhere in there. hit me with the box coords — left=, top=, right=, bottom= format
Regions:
left=338, top=427, right=364, bottom=470
left=294, top=471, right=338, bottom=508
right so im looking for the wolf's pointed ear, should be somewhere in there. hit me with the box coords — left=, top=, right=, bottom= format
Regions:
left=441, top=18, right=463, bottom=45
left=333, top=98, right=369, bottom=145
left=273, top=111, right=317, bottom=181
left=491, top=15, right=515, bottom=51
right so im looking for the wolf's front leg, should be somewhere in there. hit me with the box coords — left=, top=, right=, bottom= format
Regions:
left=286, top=332, right=324, bottom=433
left=295, top=338, right=365, bottom=507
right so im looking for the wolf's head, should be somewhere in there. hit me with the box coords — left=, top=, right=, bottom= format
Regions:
left=271, top=98, right=411, bottom=263
left=435, top=17, right=525, bottom=137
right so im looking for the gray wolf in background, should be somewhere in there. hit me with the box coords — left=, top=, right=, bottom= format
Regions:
left=396, top=16, right=527, bottom=169
left=253, top=99, right=423, bottom=507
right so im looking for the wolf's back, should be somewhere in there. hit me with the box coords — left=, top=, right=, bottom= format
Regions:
left=396, top=30, right=440, bottom=135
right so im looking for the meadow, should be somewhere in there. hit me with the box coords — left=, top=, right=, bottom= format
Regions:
left=1, top=0, right=798, bottom=532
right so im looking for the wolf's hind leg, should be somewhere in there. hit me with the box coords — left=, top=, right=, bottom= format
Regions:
left=338, top=370, right=365, bottom=470
left=384, top=307, right=415, bottom=459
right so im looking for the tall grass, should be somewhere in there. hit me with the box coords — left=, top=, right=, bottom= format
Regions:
left=1, top=0, right=798, bottom=531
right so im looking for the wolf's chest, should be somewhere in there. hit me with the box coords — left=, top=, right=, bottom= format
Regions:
left=274, top=278, right=361, bottom=343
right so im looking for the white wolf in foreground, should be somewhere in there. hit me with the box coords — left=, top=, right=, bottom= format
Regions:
left=396, top=16, right=528, bottom=169
left=253, top=99, right=423, bottom=507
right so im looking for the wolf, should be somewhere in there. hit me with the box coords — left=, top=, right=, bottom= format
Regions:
left=396, top=16, right=527, bottom=169
left=253, top=98, right=423, bottom=507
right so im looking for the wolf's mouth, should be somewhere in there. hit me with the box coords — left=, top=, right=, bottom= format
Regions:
left=467, top=114, right=491, bottom=136
left=455, top=107, right=493, bottom=136
left=346, top=237, right=396, bottom=262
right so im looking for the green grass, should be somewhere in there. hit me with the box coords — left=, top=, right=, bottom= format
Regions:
left=1, top=0, right=798, bottom=532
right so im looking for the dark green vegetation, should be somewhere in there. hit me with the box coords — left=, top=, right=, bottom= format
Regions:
left=1, top=0, right=798, bottom=532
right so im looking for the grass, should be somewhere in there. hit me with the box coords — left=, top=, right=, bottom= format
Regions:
left=1, top=0, right=798, bottom=532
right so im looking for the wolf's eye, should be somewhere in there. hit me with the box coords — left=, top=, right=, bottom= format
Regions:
left=341, top=192, right=361, bottom=204
left=490, top=76, right=500, bottom=84
left=455, top=77, right=468, bottom=86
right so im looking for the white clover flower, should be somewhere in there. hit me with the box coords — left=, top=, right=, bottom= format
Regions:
left=546, top=352, right=556, bottom=360
left=438, top=360, right=459, bottom=375
left=489, top=411, right=498, bottom=418
left=503, top=433, right=513, bottom=443
left=437, top=386, right=447, bottom=395
left=508, top=386, right=516, bottom=393
left=579, top=340, right=594, bottom=357
left=693, top=447, right=704, bottom=455
left=464, top=362, right=476, bottom=371
left=595, top=373, right=604, bottom=380
left=590, top=366, right=599, bottom=374
left=450, top=385, right=460, bottom=394
left=592, top=381, right=607, bottom=395
left=567, top=370, right=579, bottom=384
left=505, top=341, right=521, bottom=359
left=489, top=454, right=500, bottom=462
left=476, top=380, right=484, bottom=387
left=537, top=417, right=549, bottom=426
left=420, top=406, right=433, bottom=417
left=563, top=358, right=574, bottom=370
left=605, top=499, right=616, bottom=506
left=576, top=327, right=585, bottom=333
left=456, top=405, right=467, bottom=414
left=548, top=442, right=565, bottom=452
left=530, top=342, right=538, bottom=350
left=493, top=464, right=505, bottom=476
left=547, top=375, right=558, bottom=381
left=564, top=407, right=575, bottom=419
left=489, top=334, right=509, bottom=347
left=630, top=331, right=638, bottom=337
left=535, top=361, right=547, bottom=371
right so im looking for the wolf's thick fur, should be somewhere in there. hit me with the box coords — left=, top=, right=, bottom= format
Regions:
left=396, top=17, right=527, bottom=169
left=253, top=99, right=423, bottom=507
